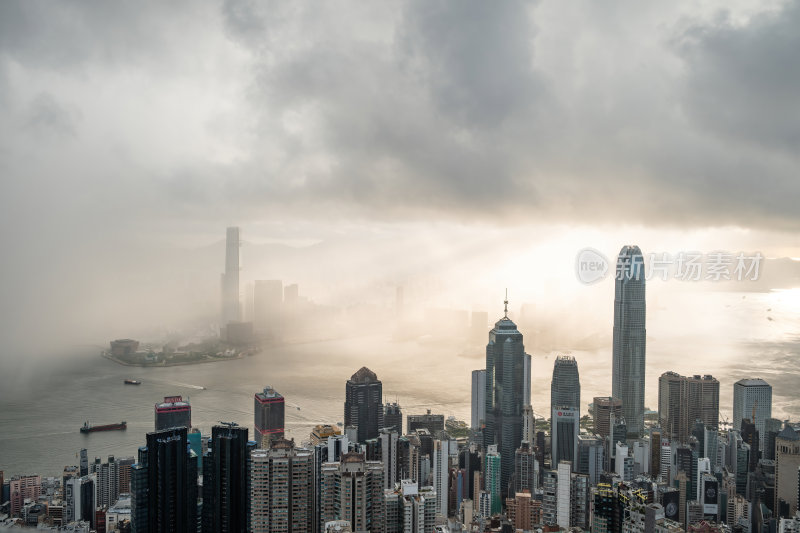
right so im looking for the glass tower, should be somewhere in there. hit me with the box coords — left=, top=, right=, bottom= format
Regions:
left=612, top=245, right=646, bottom=437
left=551, top=355, right=580, bottom=411
left=483, top=298, right=530, bottom=500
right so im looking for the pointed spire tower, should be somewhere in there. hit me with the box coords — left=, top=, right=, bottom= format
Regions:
left=483, top=290, right=531, bottom=501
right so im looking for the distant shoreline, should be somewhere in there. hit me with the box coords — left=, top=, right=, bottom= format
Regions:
left=101, top=351, right=244, bottom=368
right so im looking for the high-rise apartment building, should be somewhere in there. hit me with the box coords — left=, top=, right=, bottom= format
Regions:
left=483, top=300, right=530, bottom=499
left=344, top=367, right=384, bottom=444
left=506, top=490, right=541, bottom=531
left=254, top=386, right=285, bottom=448
left=90, top=455, right=127, bottom=509
left=221, top=226, right=241, bottom=325
left=9, top=475, right=41, bottom=518
left=202, top=424, right=253, bottom=533
left=154, top=395, right=191, bottom=431
left=733, top=378, right=772, bottom=450
left=319, top=452, right=384, bottom=532
left=471, top=369, right=486, bottom=433
left=432, top=437, right=454, bottom=517
left=313, top=434, right=356, bottom=533
left=250, top=438, right=313, bottom=532
left=131, top=427, right=198, bottom=533
left=384, top=480, right=437, bottom=533
left=612, top=245, right=646, bottom=437
left=380, top=429, right=400, bottom=491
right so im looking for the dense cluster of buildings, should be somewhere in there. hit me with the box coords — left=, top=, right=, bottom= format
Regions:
left=2, top=245, right=800, bottom=533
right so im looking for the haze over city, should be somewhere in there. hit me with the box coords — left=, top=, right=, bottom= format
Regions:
left=0, top=1, right=799, bottom=532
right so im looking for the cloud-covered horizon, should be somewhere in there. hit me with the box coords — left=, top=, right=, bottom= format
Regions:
left=1, top=0, right=799, bottom=358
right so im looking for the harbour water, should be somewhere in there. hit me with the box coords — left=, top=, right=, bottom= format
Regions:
left=0, top=288, right=798, bottom=478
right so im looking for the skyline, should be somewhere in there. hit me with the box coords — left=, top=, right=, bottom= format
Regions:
left=0, top=289, right=792, bottom=480
left=2, top=1, right=800, bottom=530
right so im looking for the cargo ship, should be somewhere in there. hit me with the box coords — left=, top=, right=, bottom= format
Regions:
left=80, top=421, right=127, bottom=433
left=124, top=379, right=141, bottom=385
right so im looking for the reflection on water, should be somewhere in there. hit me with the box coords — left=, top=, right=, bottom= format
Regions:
left=0, top=288, right=797, bottom=477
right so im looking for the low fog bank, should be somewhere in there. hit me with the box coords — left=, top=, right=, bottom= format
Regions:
left=0, top=224, right=797, bottom=381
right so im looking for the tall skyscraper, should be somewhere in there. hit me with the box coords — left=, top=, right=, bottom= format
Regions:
left=319, top=452, right=384, bottom=531
left=551, top=355, right=581, bottom=411
left=65, top=475, right=96, bottom=528
left=483, top=298, right=530, bottom=499
left=551, top=355, right=581, bottom=462
left=774, top=425, right=800, bottom=518
left=612, top=245, right=646, bottom=437
left=221, top=226, right=241, bottom=325
left=254, top=386, right=285, bottom=448
left=687, top=374, right=720, bottom=430
left=551, top=408, right=579, bottom=468
left=432, top=437, right=454, bottom=517
left=202, top=424, right=253, bottom=533
left=344, top=367, right=384, bottom=443
left=379, top=429, right=400, bottom=490
left=383, top=402, right=402, bottom=433
left=659, top=372, right=720, bottom=444
left=485, top=445, right=502, bottom=516
left=577, top=436, right=604, bottom=486
left=592, top=397, right=622, bottom=440
left=659, top=371, right=689, bottom=443
left=471, top=369, right=486, bottom=433
left=90, top=455, right=123, bottom=509
left=522, top=405, right=535, bottom=445
left=515, top=441, right=538, bottom=494
left=733, top=378, right=772, bottom=450
left=131, top=426, right=198, bottom=533
left=80, top=448, right=88, bottom=477
left=313, top=433, right=355, bottom=533
left=154, top=395, right=191, bottom=431
left=250, top=438, right=313, bottom=532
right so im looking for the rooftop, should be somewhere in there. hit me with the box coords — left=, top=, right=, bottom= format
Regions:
left=349, top=366, right=379, bottom=384
left=735, top=378, right=771, bottom=387
left=777, top=425, right=799, bottom=441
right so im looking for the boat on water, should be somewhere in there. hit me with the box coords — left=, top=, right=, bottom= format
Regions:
left=124, top=379, right=141, bottom=385
left=80, top=421, right=127, bottom=433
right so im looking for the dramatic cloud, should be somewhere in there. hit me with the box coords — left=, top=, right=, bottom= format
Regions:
left=0, top=0, right=798, bottom=356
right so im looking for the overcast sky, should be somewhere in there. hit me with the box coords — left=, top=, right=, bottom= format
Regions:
left=1, top=0, right=799, bottom=355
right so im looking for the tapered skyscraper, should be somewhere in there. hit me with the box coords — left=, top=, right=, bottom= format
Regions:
left=483, top=296, right=531, bottom=500
left=612, top=245, right=646, bottom=437
left=221, top=226, right=241, bottom=324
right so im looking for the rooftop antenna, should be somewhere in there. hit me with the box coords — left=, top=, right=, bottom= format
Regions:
left=504, top=288, right=509, bottom=318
